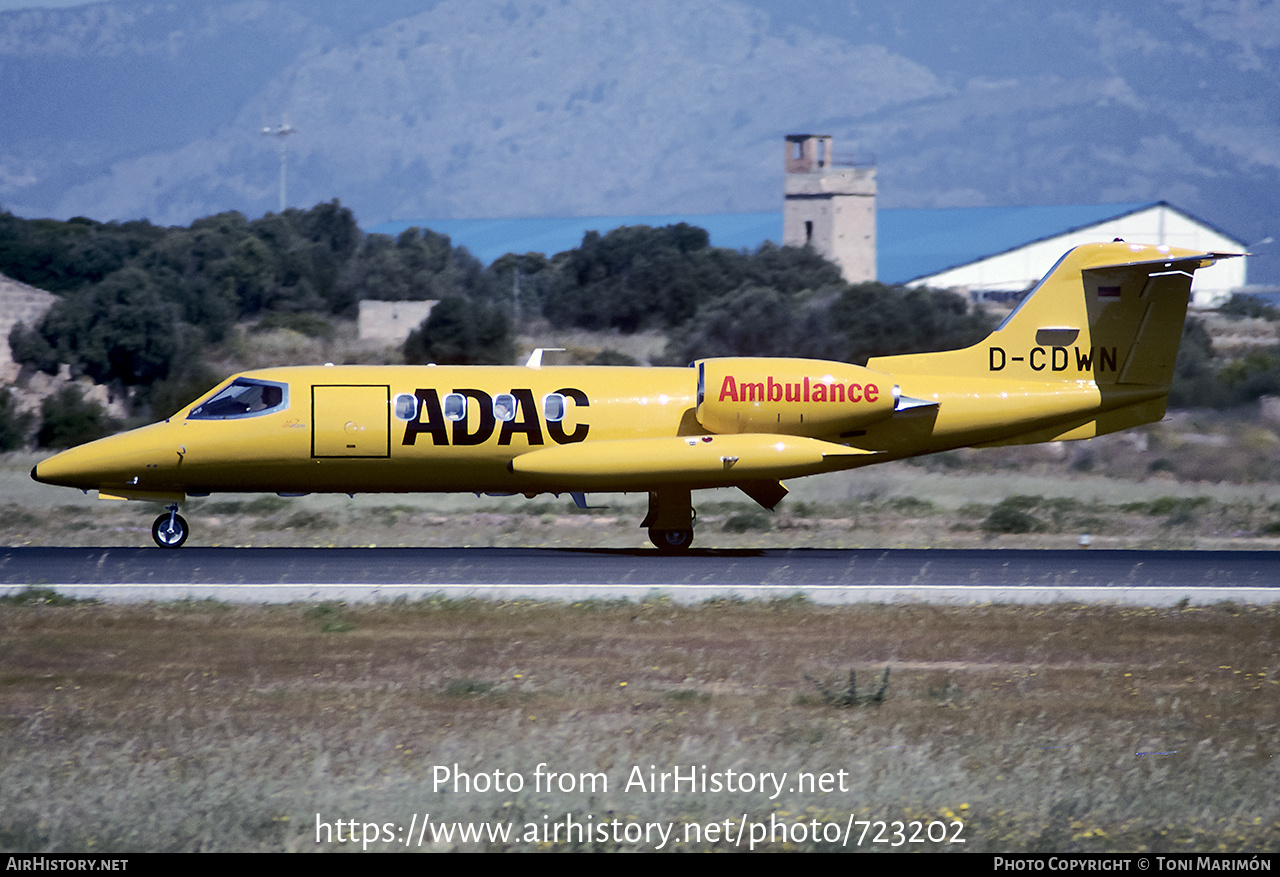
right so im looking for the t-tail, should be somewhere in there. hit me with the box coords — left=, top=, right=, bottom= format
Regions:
left=866, top=241, right=1242, bottom=447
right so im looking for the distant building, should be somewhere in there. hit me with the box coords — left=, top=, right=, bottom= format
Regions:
left=883, top=201, right=1246, bottom=306
left=781, top=134, right=876, bottom=283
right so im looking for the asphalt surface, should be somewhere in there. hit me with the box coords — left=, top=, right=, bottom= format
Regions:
left=0, top=546, right=1277, bottom=605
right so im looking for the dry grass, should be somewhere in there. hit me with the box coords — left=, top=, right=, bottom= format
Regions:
left=1, top=597, right=1276, bottom=852
left=208, top=321, right=405, bottom=371
left=515, top=325, right=669, bottom=366
left=8, top=446, right=1280, bottom=550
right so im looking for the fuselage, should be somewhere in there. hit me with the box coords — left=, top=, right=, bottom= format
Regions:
left=32, top=364, right=704, bottom=499
left=30, top=356, right=1156, bottom=503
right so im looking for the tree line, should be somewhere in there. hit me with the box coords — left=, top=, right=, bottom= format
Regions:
left=1, top=200, right=1003, bottom=448
left=9, top=201, right=1280, bottom=434
left=6, top=200, right=1277, bottom=451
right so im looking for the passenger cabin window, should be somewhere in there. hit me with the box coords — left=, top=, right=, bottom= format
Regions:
left=543, top=393, right=566, bottom=422
left=188, top=378, right=288, bottom=420
left=443, top=393, right=467, bottom=421
left=393, top=393, right=418, bottom=421
left=493, top=393, right=517, bottom=422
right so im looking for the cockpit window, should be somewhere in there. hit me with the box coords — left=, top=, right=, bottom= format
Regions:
left=188, top=378, right=289, bottom=420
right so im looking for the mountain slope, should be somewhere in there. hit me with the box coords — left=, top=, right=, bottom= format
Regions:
left=1, top=0, right=1275, bottom=280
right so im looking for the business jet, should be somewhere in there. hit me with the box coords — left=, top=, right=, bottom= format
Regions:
left=31, top=242, right=1236, bottom=550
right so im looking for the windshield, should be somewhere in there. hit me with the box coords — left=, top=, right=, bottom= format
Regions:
left=188, top=378, right=289, bottom=420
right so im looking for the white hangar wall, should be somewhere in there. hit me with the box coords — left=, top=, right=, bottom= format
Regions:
left=908, top=204, right=1246, bottom=306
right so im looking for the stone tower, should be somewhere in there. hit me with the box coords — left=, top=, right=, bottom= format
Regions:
left=782, top=134, right=876, bottom=283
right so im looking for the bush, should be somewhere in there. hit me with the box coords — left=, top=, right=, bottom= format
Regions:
left=721, top=510, right=773, bottom=533
left=0, top=387, right=36, bottom=450
left=586, top=349, right=638, bottom=366
left=982, top=498, right=1044, bottom=534
left=148, top=367, right=224, bottom=421
left=8, top=322, right=59, bottom=375
left=37, top=386, right=114, bottom=449
left=252, top=311, right=336, bottom=339
left=1218, top=294, right=1279, bottom=321
left=403, top=296, right=514, bottom=365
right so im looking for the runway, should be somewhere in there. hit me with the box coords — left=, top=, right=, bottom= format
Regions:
left=1, top=546, right=1277, bottom=605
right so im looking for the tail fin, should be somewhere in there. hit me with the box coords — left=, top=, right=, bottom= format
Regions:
left=869, top=241, right=1236, bottom=390
left=865, top=242, right=1241, bottom=444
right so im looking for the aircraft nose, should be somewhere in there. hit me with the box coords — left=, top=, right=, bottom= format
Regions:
left=31, top=422, right=188, bottom=496
left=31, top=443, right=102, bottom=489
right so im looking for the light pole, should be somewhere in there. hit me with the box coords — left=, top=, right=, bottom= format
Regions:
left=261, top=121, right=297, bottom=212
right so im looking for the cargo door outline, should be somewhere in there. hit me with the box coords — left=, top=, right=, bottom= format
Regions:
left=312, top=384, right=391, bottom=458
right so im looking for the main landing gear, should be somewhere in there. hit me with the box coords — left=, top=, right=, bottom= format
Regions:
left=642, top=488, right=694, bottom=553
left=152, top=503, right=189, bottom=548
left=648, top=527, right=693, bottom=552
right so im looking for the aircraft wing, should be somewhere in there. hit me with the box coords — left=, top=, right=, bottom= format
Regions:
left=510, top=433, right=874, bottom=488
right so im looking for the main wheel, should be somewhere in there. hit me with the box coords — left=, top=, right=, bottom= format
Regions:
left=152, top=512, right=189, bottom=548
left=649, top=527, right=693, bottom=553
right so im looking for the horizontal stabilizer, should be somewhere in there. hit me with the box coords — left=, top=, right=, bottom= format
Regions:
left=1082, top=251, right=1241, bottom=273
left=894, top=394, right=938, bottom=412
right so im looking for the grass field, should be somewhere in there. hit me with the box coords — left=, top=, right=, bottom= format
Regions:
left=7, top=442, right=1280, bottom=551
left=1, top=596, right=1276, bottom=852
left=6, top=404, right=1280, bottom=853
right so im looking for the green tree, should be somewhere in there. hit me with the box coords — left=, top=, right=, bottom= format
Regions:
left=479, top=252, right=550, bottom=321
left=403, top=296, right=514, bottom=365
left=665, top=281, right=992, bottom=365
left=0, top=211, right=163, bottom=293
left=8, top=321, right=59, bottom=375
left=136, top=211, right=246, bottom=341
left=541, top=228, right=847, bottom=333
left=37, top=386, right=113, bottom=449
left=1218, top=347, right=1280, bottom=404
left=665, top=286, right=846, bottom=363
left=24, top=267, right=197, bottom=390
left=1167, top=317, right=1221, bottom=408
left=0, top=387, right=36, bottom=451
left=542, top=224, right=717, bottom=331
left=828, top=283, right=994, bottom=363
left=337, top=227, right=485, bottom=308
left=148, top=366, right=224, bottom=421
left=1217, top=293, right=1279, bottom=321
left=294, top=200, right=362, bottom=314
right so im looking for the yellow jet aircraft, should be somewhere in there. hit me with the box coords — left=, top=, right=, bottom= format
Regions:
left=31, top=241, right=1236, bottom=550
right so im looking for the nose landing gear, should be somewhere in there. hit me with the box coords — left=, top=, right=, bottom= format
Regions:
left=152, top=503, right=189, bottom=548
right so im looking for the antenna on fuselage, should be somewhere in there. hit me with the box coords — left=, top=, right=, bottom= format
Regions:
left=524, top=348, right=565, bottom=368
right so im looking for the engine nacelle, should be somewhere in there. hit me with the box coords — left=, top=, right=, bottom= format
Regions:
left=695, top=357, right=897, bottom=437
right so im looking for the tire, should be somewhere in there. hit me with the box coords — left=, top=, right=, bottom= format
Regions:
left=649, top=527, right=693, bottom=553
left=152, top=512, right=189, bottom=548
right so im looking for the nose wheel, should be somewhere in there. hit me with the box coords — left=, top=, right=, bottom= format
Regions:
left=152, top=505, right=189, bottom=548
